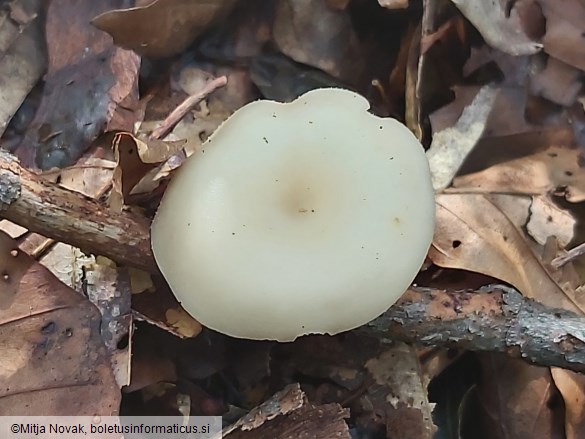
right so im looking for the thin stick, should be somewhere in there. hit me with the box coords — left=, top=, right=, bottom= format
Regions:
left=0, top=150, right=156, bottom=272
left=149, top=76, right=228, bottom=141
left=552, top=241, right=585, bottom=268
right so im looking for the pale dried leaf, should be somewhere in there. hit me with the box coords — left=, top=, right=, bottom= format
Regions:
left=127, top=267, right=154, bottom=294
left=427, top=86, right=497, bottom=190
left=527, top=196, right=576, bottom=247
left=452, top=146, right=585, bottom=202
left=109, top=132, right=186, bottom=208
left=378, top=0, right=409, bottom=9
left=530, top=57, right=582, bottom=106
left=489, top=194, right=531, bottom=228
left=431, top=193, right=584, bottom=313
left=165, top=308, right=203, bottom=338
left=272, top=0, right=363, bottom=83
left=0, top=221, right=28, bottom=239
left=135, top=137, right=187, bottom=164
left=58, top=157, right=115, bottom=198
left=551, top=368, right=585, bottom=439
left=0, top=0, right=46, bottom=137
left=539, top=0, right=585, bottom=71
left=450, top=0, right=542, bottom=55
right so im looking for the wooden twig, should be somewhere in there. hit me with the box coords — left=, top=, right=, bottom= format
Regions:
left=552, top=241, right=585, bottom=268
left=3, top=150, right=585, bottom=372
left=368, top=285, right=585, bottom=372
left=0, top=149, right=156, bottom=272
left=149, top=75, right=228, bottom=141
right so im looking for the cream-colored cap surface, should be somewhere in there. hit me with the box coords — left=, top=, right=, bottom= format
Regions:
left=151, top=88, right=435, bottom=341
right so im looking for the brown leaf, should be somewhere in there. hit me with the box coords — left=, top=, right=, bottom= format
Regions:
left=453, top=145, right=585, bottom=202
left=0, top=0, right=46, bottom=138
left=92, top=0, right=238, bottom=58
left=132, top=277, right=203, bottom=339
left=539, top=0, right=585, bottom=71
left=272, top=0, right=364, bottom=83
left=530, top=57, right=582, bottom=106
left=125, top=350, right=177, bottom=393
left=551, top=367, right=585, bottom=439
left=0, top=231, right=119, bottom=415
left=464, top=46, right=532, bottom=86
left=430, top=193, right=585, bottom=313
left=451, top=0, right=542, bottom=55
left=249, top=52, right=344, bottom=102
left=110, top=132, right=186, bottom=209
left=198, top=1, right=274, bottom=62
left=15, top=0, right=140, bottom=170
left=477, top=354, right=564, bottom=439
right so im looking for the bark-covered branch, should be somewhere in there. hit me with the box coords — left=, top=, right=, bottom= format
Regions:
left=368, top=286, right=585, bottom=373
left=2, top=151, right=585, bottom=372
left=0, top=149, right=156, bottom=272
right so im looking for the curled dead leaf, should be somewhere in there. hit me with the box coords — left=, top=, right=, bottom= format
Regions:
left=430, top=193, right=585, bottom=314
left=92, top=0, right=238, bottom=58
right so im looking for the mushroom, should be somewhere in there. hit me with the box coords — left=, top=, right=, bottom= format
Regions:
left=151, top=88, right=435, bottom=341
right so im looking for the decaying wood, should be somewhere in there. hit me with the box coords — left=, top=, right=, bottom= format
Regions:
left=368, top=285, right=585, bottom=373
left=2, top=150, right=585, bottom=372
left=0, top=150, right=155, bottom=272
left=219, top=384, right=351, bottom=439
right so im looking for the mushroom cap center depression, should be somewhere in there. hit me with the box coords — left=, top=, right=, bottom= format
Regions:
left=151, top=88, right=435, bottom=341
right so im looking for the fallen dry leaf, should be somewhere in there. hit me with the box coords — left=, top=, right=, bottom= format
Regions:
left=0, top=231, right=119, bottom=415
left=551, top=367, right=585, bottom=439
left=450, top=0, right=543, bottom=56
left=378, top=0, right=409, bottom=9
left=539, top=0, right=585, bottom=71
left=527, top=195, right=576, bottom=247
left=530, top=56, right=582, bottom=106
left=272, top=0, right=364, bottom=84
left=0, top=0, right=46, bottom=138
left=463, top=45, right=532, bottom=86
left=430, top=193, right=585, bottom=313
left=15, top=0, right=140, bottom=170
left=92, top=0, right=238, bottom=58
left=125, top=350, right=177, bottom=393
left=477, top=354, right=564, bottom=439
left=452, top=145, right=585, bottom=202
left=249, top=52, right=344, bottom=102
left=427, top=85, right=497, bottom=190
left=132, top=279, right=203, bottom=339
left=109, top=132, right=187, bottom=209
left=489, top=193, right=532, bottom=229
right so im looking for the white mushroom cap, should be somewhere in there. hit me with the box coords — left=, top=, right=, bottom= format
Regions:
left=151, top=88, right=435, bottom=341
